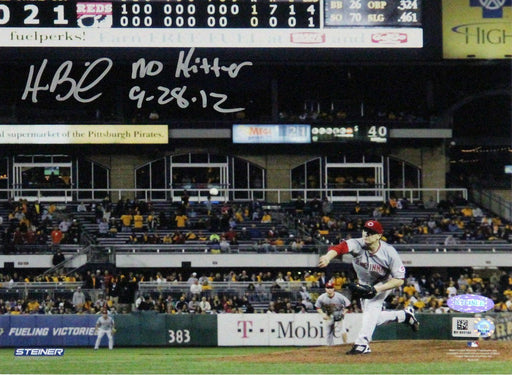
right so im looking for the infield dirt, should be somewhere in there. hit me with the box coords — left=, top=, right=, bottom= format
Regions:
left=220, top=340, right=512, bottom=364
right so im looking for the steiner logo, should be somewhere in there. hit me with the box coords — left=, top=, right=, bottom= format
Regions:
left=15, top=348, right=65, bottom=357
left=371, top=32, right=408, bottom=44
left=290, top=33, right=326, bottom=44
left=447, top=294, right=494, bottom=313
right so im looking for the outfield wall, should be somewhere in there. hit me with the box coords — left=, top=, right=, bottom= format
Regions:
left=0, top=313, right=510, bottom=347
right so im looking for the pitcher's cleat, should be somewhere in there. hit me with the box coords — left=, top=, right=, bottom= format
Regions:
left=404, top=306, right=420, bottom=332
left=346, top=344, right=371, bottom=355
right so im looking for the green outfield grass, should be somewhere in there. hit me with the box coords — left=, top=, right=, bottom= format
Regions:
left=0, top=347, right=510, bottom=374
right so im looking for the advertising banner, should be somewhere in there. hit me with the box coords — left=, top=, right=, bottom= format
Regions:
left=0, top=125, right=169, bottom=144
left=442, top=0, right=512, bottom=59
left=217, top=313, right=363, bottom=346
left=0, top=315, right=97, bottom=347
left=232, top=124, right=311, bottom=144
left=0, top=314, right=218, bottom=347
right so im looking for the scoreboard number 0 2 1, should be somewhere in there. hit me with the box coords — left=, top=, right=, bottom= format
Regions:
left=0, top=4, right=69, bottom=25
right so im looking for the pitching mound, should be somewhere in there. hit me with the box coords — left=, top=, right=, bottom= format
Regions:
left=220, top=340, right=512, bottom=364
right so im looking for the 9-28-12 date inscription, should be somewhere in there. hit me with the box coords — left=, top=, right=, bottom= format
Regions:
left=21, top=48, right=253, bottom=114
left=129, top=48, right=253, bottom=113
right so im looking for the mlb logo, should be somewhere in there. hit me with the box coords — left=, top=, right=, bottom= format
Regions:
left=77, top=2, right=113, bottom=28
left=467, top=341, right=479, bottom=348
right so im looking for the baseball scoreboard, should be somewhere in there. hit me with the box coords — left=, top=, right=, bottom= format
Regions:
left=231, top=124, right=388, bottom=143
left=311, top=124, right=388, bottom=143
left=0, top=0, right=423, bottom=48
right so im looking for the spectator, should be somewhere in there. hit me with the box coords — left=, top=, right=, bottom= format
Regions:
left=120, top=212, right=133, bottom=232
left=294, top=195, right=305, bottom=215
left=175, top=212, right=188, bottom=229
left=446, top=281, right=457, bottom=298
left=72, top=287, right=86, bottom=311
left=51, top=226, right=63, bottom=246
left=175, top=295, right=188, bottom=313
left=135, top=295, right=153, bottom=311
left=133, top=210, right=144, bottom=231
left=77, top=202, right=87, bottom=212
left=320, top=196, right=332, bottom=214
left=444, top=235, right=458, bottom=247
left=98, top=218, right=110, bottom=237
left=187, top=272, right=199, bottom=285
left=219, top=236, right=231, bottom=253
left=472, top=206, right=483, bottom=218
left=238, top=227, right=251, bottom=241
left=189, top=280, right=202, bottom=298
left=58, top=218, right=71, bottom=233
left=52, top=250, right=65, bottom=266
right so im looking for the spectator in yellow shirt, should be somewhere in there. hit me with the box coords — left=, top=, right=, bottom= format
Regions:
left=27, top=299, right=40, bottom=314
left=235, top=209, right=244, bottom=223
left=175, top=214, right=188, bottom=228
left=304, top=271, right=317, bottom=287
left=333, top=273, right=346, bottom=290
left=413, top=298, right=426, bottom=312
left=261, top=212, right=272, bottom=223
left=120, top=213, right=133, bottom=232
left=10, top=307, right=21, bottom=315
left=163, top=234, right=173, bottom=243
left=460, top=206, right=473, bottom=217
left=403, top=282, right=417, bottom=297
left=133, top=212, right=144, bottom=230
left=185, top=230, right=197, bottom=240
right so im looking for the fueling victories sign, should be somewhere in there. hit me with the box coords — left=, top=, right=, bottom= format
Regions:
left=442, top=0, right=512, bottom=59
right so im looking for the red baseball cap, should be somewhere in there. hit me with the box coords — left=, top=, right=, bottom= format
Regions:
left=364, top=220, right=383, bottom=235
left=325, top=281, right=334, bottom=288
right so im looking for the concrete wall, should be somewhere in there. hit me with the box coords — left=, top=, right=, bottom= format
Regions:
left=89, top=154, right=151, bottom=199
left=391, top=145, right=446, bottom=189
left=86, top=144, right=449, bottom=200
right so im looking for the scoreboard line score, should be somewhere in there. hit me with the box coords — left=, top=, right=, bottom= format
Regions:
left=0, top=0, right=423, bottom=48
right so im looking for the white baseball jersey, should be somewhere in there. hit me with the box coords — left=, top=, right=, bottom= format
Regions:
left=315, top=292, right=351, bottom=314
left=345, top=238, right=406, bottom=286
left=96, top=315, right=114, bottom=330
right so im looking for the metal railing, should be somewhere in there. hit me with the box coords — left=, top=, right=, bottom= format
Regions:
left=112, top=243, right=320, bottom=254
left=41, top=245, right=92, bottom=278
left=139, top=281, right=309, bottom=292
left=137, top=280, right=314, bottom=308
left=471, top=188, right=512, bottom=223
left=2, top=187, right=467, bottom=204
left=393, top=243, right=511, bottom=252
left=0, top=282, right=84, bottom=300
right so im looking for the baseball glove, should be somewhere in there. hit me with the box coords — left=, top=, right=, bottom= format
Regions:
left=348, top=282, right=377, bottom=299
left=332, top=310, right=344, bottom=321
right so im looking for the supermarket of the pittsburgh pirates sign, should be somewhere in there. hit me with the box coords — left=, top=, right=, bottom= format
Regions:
left=0, top=125, right=168, bottom=144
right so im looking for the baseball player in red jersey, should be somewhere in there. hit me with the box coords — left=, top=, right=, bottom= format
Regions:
left=318, top=220, right=419, bottom=355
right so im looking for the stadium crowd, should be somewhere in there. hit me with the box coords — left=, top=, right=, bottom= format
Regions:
left=2, top=192, right=511, bottom=254
left=1, top=195, right=511, bottom=317
left=292, top=196, right=512, bottom=245
left=1, top=267, right=511, bottom=316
